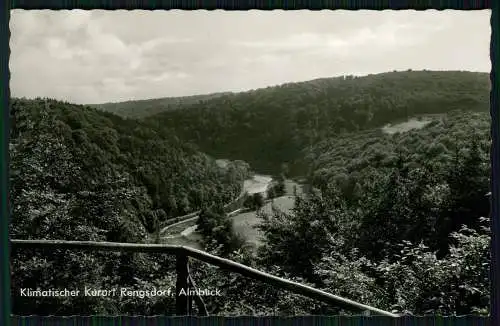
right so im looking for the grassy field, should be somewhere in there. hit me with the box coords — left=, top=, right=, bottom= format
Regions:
left=231, top=180, right=301, bottom=246
left=162, top=196, right=297, bottom=249
left=161, top=179, right=303, bottom=250
left=381, top=115, right=444, bottom=135
left=232, top=195, right=296, bottom=246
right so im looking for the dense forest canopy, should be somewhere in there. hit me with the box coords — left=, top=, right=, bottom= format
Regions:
left=9, top=70, right=492, bottom=316
left=128, top=70, right=490, bottom=175
left=9, top=98, right=249, bottom=236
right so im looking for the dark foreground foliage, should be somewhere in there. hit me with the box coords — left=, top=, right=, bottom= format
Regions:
left=9, top=97, right=247, bottom=315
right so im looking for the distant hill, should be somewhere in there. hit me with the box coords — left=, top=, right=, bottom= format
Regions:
left=90, top=92, right=232, bottom=118
left=305, top=109, right=490, bottom=195
left=141, top=70, right=489, bottom=176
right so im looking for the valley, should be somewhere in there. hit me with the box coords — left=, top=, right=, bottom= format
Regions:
left=163, top=113, right=451, bottom=251
left=161, top=173, right=303, bottom=250
left=10, top=70, right=492, bottom=316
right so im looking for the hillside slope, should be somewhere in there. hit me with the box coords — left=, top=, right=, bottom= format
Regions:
left=9, top=98, right=249, bottom=240
left=91, top=92, right=231, bottom=119
left=142, top=71, right=489, bottom=176
left=305, top=109, right=490, bottom=199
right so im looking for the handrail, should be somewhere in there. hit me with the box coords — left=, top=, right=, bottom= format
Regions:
left=158, top=188, right=248, bottom=232
left=159, top=211, right=201, bottom=235
left=160, top=207, right=250, bottom=239
left=159, top=191, right=249, bottom=235
left=10, top=239, right=399, bottom=318
left=159, top=210, right=202, bottom=231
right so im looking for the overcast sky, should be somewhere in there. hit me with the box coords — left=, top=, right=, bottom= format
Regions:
left=10, top=10, right=491, bottom=104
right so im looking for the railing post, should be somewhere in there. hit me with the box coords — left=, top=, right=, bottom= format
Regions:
left=10, top=239, right=399, bottom=317
left=175, top=252, right=190, bottom=316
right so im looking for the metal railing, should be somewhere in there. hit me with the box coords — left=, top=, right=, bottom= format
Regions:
left=10, top=239, right=399, bottom=317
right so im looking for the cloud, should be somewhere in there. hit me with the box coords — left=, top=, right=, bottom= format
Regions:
left=9, top=10, right=490, bottom=104
left=9, top=10, right=198, bottom=103
left=233, top=20, right=448, bottom=59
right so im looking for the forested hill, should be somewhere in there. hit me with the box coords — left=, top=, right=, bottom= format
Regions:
left=90, top=92, right=232, bottom=119
left=140, top=70, right=489, bottom=176
left=9, top=98, right=250, bottom=242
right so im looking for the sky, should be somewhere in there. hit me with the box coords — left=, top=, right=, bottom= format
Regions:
left=10, top=10, right=491, bottom=104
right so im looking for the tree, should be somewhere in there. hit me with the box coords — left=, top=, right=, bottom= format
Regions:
left=373, top=220, right=490, bottom=315
left=253, top=193, right=265, bottom=210
left=267, top=186, right=277, bottom=199
left=257, top=186, right=349, bottom=285
left=355, top=154, right=441, bottom=261
left=196, top=205, right=245, bottom=256
left=267, top=176, right=286, bottom=200
left=438, top=134, right=489, bottom=254
left=196, top=206, right=223, bottom=238
left=244, top=193, right=265, bottom=210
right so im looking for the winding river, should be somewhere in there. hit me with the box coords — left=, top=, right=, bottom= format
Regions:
left=178, top=174, right=273, bottom=238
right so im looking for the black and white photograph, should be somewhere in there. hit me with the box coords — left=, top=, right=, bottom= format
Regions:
left=8, top=9, right=492, bottom=317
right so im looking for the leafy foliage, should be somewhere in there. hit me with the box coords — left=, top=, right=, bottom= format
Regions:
left=244, top=193, right=265, bottom=210
left=141, top=71, right=489, bottom=175
left=267, top=178, right=286, bottom=199
left=196, top=205, right=246, bottom=256
left=254, top=109, right=491, bottom=315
